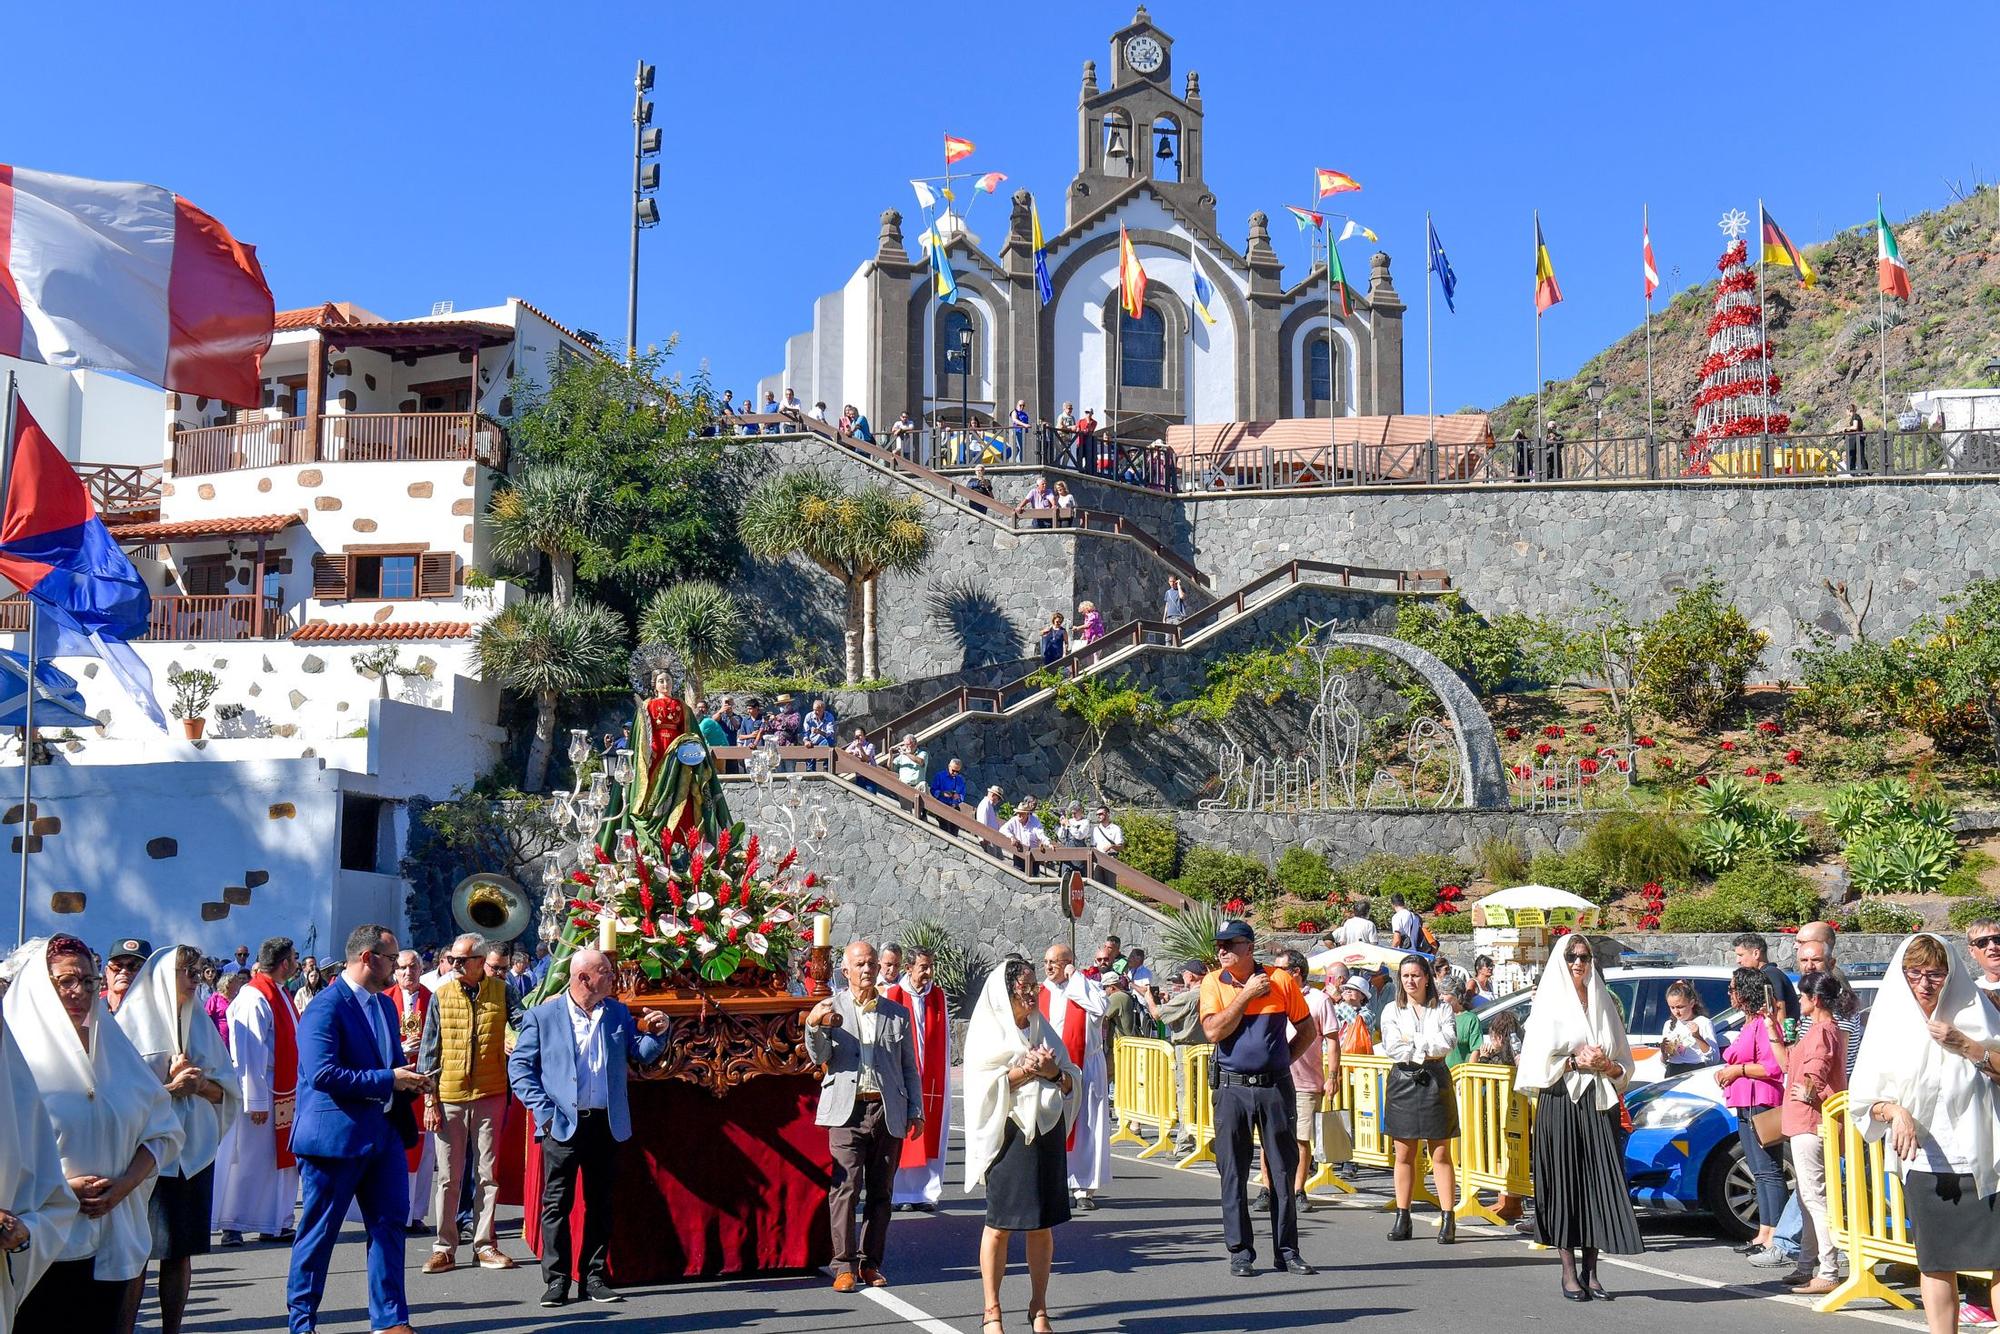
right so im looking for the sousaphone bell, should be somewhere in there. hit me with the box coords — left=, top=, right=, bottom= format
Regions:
left=451, top=872, right=531, bottom=942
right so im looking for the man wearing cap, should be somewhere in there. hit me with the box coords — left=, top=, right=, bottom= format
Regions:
left=1199, top=919, right=1318, bottom=1277
left=104, top=936, right=152, bottom=1012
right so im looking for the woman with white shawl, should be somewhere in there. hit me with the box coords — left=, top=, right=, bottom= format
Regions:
left=114, top=946, right=240, bottom=1334
left=0, top=1008, right=79, bottom=1334
left=964, top=957, right=1079, bottom=1334
left=1513, top=935, right=1642, bottom=1301
left=4, top=936, right=182, bottom=1334
left=1849, top=933, right=2000, bottom=1334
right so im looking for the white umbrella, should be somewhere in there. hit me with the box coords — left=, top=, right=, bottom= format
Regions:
left=1469, top=883, right=1599, bottom=930
left=1307, top=942, right=1419, bottom=976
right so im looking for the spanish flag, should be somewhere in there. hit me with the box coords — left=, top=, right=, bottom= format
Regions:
left=1534, top=216, right=1563, bottom=314
left=943, top=135, right=975, bottom=165
left=1315, top=168, right=1361, bottom=198
left=1760, top=206, right=1816, bottom=288
left=1118, top=224, right=1147, bottom=319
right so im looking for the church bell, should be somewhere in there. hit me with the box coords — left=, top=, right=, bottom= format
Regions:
left=1105, top=125, right=1130, bottom=160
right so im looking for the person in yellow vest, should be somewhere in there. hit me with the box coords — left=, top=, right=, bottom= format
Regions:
left=416, top=933, right=524, bottom=1274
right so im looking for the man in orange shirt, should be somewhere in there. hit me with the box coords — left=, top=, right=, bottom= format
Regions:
left=1199, top=919, right=1319, bottom=1278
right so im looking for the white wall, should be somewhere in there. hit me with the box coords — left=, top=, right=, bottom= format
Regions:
left=2, top=355, right=165, bottom=466
left=839, top=265, right=874, bottom=418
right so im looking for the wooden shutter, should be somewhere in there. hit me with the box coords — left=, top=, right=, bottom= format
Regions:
left=417, top=552, right=458, bottom=599
left=180, top=555, right=230, bottom=596
left=311, top=553, right=352, bottom=600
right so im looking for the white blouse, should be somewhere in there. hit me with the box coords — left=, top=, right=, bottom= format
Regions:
left=1380, top=1002, right=1454, bottom=1064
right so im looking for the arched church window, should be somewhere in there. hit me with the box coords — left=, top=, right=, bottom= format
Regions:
left=939, top=307, right=975, bottom=383
left=1121, top=305, right=1165, bottom=390
left=1308, top=335, right=1334, bottom=407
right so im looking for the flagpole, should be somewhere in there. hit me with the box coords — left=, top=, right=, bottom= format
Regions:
left=1425, top=211, right=1435, bottom=427
left=0, top=371, right=27, bottom=948
left=1324, top=229, right=1337, bottom=465
left=1187, top=229, right=1198, bottom=469
left=1877, top=193, right=1890, bottom=430
left=1534, top=212, right=1544, bottom=447
left=1757, top=199, right=1770, bottom=447
left=1644, top=204, right=1656, bottom=449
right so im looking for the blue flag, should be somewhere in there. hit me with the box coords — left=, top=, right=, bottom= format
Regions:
left=1427, top=217, right=1457, bottom=314
left=1030, top=199, right=1053, bottom=308
left=34, top=602, right=166, bottom=731
left=0, top=649, right=96, bottom=730
left=1191, top=272, right=1218, bottom=326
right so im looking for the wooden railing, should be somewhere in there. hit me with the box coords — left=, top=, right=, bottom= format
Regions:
left=72, top=462, right=163, bottom=516
left=729, top=412, right=1212, bottom=590
left=711, top=744, right=1191, bottom=912
left=0, top=594, right=293, bottom=640
left=863, top=557, right=1448, bottom=752
left=171, top=412, right=506, bottom=476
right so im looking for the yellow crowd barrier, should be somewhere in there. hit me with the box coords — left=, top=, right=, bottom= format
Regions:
left=1108, top=1036, right=1181, bottom=1160
left=1176, top=1045, right=1218, bottom=1168
left=1815, top=1090, right=1993, bottom=1315
left=1452, top=1062, right=1535, bottom=1224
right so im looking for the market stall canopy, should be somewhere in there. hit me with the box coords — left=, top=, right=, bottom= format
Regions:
left=1470, top=883, right=1599, bottom=930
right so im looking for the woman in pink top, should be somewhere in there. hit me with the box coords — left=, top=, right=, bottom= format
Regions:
left=1716, top=967, right=1789, bottom=1263
left=1782, top=972, right=1851, bottom=1294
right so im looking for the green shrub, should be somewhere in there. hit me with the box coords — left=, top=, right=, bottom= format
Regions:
left=1749, top=811, right=1812, bottom=863
left=1392, top=591, right=1559, bottom=695
left=1271, top=899, right=1334, bottom=932
left=1326, top=852, right=1474, bottom=916
left=1946, top=898, right=2000, bottom=931
left=1115, top=809, right=1180, bottom=883
left=1275, top=846, right=1334, bottom=901
left=1430, top=910, right=1475, bottom=935
left=1580, top=811, right=1693, bottom=889
left=1172, top=847, right=1277, bottom=904
left=1634, top=578, right=1766, bottom=729
left=1941, top=850, right=1996, bottom=898
left=1853, top=899, right=1922, bottom=934
left=1658, top=857, right=1821, bottom=932
left=1477, top=835, right=1531, bottom=886
left=1827, top=778, right=1915, bottom=838
left=1526, top=848, right=1609, bottom=905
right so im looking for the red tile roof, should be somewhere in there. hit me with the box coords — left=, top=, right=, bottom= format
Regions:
left=109, top=514, right=303, bottom=541
left=291, top=620, right=475, bottom=643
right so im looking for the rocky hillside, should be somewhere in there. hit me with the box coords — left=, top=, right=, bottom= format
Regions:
left=1491, top=188, right=2000, bottom=440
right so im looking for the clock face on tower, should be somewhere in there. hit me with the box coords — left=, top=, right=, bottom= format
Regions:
left=1124, top=34, right=1164, bottom=73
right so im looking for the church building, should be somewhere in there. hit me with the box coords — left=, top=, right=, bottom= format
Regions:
left=761, top=7, right=1405, bottom=439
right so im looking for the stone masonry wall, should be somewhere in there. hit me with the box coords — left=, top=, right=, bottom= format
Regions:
left=1024, top=472, right=2000, bottom=675
left=729, top=776, right=1167, bottom=967
left=1167, top=807, right=1594, bottom=867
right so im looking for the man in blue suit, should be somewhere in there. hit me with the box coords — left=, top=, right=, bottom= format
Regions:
left=286, top=923, right=430, bottom=1334
left=508, top=946, right=668, bottom=1308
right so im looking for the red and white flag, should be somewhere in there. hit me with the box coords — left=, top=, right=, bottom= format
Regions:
left=1642, top=209, right=1660, bottom=299
left=0, top=164, right=274, bottom=407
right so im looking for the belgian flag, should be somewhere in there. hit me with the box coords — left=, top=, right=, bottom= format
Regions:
left=1534, top=216, right=1563, bottom=314
left=1760, top=207, right=1817, bottom=288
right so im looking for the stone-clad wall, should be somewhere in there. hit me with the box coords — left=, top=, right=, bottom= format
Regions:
left=1024, top=473, right=2000, bottom=675
left=1167, top=808, right=1594, bottom=866
left=732, top=776, right=1168, bottom=967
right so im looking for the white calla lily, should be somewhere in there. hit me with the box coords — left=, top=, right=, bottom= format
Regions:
left=686, top=890, right=717, bottom=913
left=762, top=907, right=795, bottom=925
left=695, top=933, right=719, bottom=955
left=746, top=932, right=770, bottom=956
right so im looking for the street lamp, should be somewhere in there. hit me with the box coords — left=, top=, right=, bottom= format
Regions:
left=627, top=59, right=661, bottom=366
left=957, top=322, right=975, bottom=459
left=1585, top=374, right=1607, bottom=444
left=1984, top=354, right=2000, bottom=387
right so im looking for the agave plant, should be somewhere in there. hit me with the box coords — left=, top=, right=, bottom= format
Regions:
left=1749, top=812, right=1812, bottom=863
left=1847, top=822, right=1959, bottom=895
left=1693, top=817, right=1751, bottom=874
left=1694, top=775, right=1757, bottom=823
left=1909, top=793, right=1958, bottom=835
left=1827, top=778, right=1915, bottom=839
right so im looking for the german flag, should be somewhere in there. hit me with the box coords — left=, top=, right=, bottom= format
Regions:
left=1118, top=224, right=1147, bottom=319
left=1534, top=216, right=1563, bottom=314
left=1760, top=207, right=1817, bottom=288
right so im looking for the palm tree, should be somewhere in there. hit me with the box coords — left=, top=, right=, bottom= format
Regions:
left=637, top=580, right=743, bottom=702
left=487, top=463, right=606, bottom=609
left=737, top=471, right=932, bottom=683
left=475, top=595, right=628, bottom=789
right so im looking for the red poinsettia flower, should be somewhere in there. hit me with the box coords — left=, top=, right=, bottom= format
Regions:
left=1581, top=723, right=1598, bottom=736
left=1636, top=736, right=1656, bottom=747
left=1504, top=727, right=1522, bottom=740
left=1579, top=758, right=1600, bottom=775
left=1552, top=926, right=1572, bottom=938
left=1657, top=756, right=1676, bottom=769
left=1434, top=903, right=1458, bottom=916
left=1535, top=742, right=1553, bottom=757
left=1543, top=776, right=1557, bottom=789
left=1757, top=720, right=1781, bottom=734
left=1512, top=764, right=1531, bottom=779
left=1296, top=920, right=1321, bottom=934
left=1544, top=725, right=1565, bottom=738
left=1616, top=760, right=1630, bottom=773
left=1744, top=765, right=1761, bottom=776
left=1695, top=775, right=1710, bottom=787
left=1785, top=748, right=1803, bottom=765
left=1763, top=771, right=1783, bottom=785
left=803, top=871, right=819, bottom=889
left=1719, top=740, right=1736, bottom=751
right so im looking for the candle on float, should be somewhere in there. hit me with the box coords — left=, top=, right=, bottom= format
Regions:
left=598, top=911, right=617, bottom=954
left=812, top=914, right=831, bottom=949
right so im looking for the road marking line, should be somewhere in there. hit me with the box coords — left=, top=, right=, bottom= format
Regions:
left=864, top=1285, right=963, bottom=1334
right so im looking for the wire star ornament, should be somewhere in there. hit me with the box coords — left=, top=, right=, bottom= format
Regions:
left=1718, top=208, right=1751, bottom=239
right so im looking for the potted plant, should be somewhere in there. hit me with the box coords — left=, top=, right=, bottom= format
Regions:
left=352, top=646, right=412, bottom=700
left=167, top=668, right=221, bottom=740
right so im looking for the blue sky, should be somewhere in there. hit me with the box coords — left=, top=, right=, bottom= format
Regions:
left=12, top=1, right=1996, bottom=412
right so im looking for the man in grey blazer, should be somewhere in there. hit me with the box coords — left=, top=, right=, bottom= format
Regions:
left=805, top=940, right=924, bottom=1293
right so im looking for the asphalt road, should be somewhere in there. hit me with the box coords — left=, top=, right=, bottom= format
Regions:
left=177, top=1136, right=1933, bottom=1334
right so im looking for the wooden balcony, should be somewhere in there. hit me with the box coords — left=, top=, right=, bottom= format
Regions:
left=171, top=412, right=507, bottom=477
left=0, top=595, right=295, bottom=641
left=73, top=462, right=164, bottom=518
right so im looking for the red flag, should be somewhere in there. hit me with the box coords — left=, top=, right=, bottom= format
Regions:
left=943, top=135, right=975, bottom=165
left=1642, top=212, right=1660, bottom=299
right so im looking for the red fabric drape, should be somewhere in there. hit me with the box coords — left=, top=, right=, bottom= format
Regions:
left=1038, top=985, right=1089, bottom=1151
left=522, top=1075, right=831, bottom=1282
left=885, top=983, right=947, bottom=1166
left=244, top=972, right=298, bottom=1168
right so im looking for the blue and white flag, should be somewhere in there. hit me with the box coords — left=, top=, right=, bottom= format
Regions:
left=1191, top=272, right=1218, bottom=326
left=1427, top=216, right=1457, bottom=314
left=34, top=602, right=165, bottom=730
left=0, top=648, right=97, bottom=730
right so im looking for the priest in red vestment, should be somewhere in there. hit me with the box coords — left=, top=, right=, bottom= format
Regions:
left=1038, top=943, right=1111, bottom=1209
left=884, top=947, right=949, bottom=1210
left=389, top=950, right=434, bottom=1228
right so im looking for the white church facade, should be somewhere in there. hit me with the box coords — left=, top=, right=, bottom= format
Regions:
left=762, top=7, right=1406, bottom=438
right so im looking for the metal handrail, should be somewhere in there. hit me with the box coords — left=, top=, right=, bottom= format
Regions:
left=862, top=556, right=1448, bottom=752
left=710, top=743, right=1190, bottom=911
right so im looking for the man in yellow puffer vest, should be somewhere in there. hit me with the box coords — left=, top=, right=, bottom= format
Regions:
left=416, top=932, right=524, bottom=1274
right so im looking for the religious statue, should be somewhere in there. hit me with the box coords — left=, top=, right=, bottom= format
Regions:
left=637, top=668, right=727, bottom=856
left=645, top=670, right=689, bottom=769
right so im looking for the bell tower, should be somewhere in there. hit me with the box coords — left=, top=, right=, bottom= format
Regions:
left=1068, top=6, right=1213, bottom=230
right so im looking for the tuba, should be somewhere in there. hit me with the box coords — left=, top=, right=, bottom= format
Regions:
left=451, top=872, right=531, bottom=942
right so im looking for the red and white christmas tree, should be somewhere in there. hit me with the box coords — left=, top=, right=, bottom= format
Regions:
left=1688, top=232, right=1788, bottom=473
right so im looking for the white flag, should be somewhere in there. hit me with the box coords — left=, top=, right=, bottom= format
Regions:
left=1338, top=219, right=1378, bottom=244
left=911, top=179, right=937, bottom=211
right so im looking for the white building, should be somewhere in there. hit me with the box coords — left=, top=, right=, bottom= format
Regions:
left=1, top=297, right=598, bottom=952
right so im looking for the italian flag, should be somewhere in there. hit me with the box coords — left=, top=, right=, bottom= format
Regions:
left=1876, top=201, right=1910, bottom=300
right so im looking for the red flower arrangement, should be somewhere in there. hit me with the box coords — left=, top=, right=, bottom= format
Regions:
left=1222, top=897, right=1249, bottom=916
left=1512, top=763, right=1532, bottom=779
